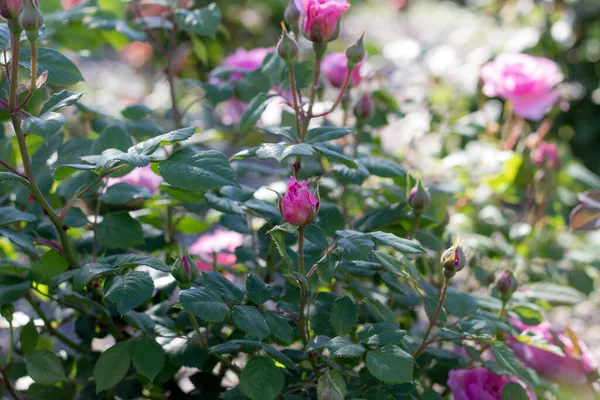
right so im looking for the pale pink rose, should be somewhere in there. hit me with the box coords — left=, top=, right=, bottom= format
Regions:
left=447, top=368, right=536, bottom=400
left=321, top=52, right=363, bottom=88
left=61, top=0, right=83, bottom=10
left=138, top=0, right=172, bottom=17
left=481, top=53, right=563, bottom=121
left=105, top=165, right=163, bottom=195
left=120, top=42, right=154, bottom=69
left=189, top=230, right=245, bottom=271
left=281, top=176, right=319, bottom=225
left=532, top=141, right=559, bottom=169
left=508, top=319, right=598, bottom=386
left=294, top=0, right=351, bottom=42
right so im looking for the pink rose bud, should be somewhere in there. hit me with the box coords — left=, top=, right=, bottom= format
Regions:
left=281, top=176, right=319, bottom=225
left=353, top=92, right=375, bottom=120
left=345, top=33, right=365, bottom=70
left=481, top=53, right=563, bottom=121
left=447, top=368, right=536, bottom=400
left=0, top=0, right=24, bottom=20
left=407, top=179, right=430, bottom=213
left=19, top=0, right=43, bottom=41
left=441, top=240, right=466, bottom=278
left=321, top=52, right=363, bottom=88
left=284, top=0, right=301, bottom=24
left=497, top=269, right=518, bottom=301
left=294, top=0, right=351, bottom=43
left=277, top=25, right=299, bottom=64
left=173, top=254, right=199, bottom=289
left=532, top=141, right=560, bottom=169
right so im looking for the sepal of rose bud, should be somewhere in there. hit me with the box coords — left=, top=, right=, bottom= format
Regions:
left=354, top=92, right=375, bottom=120
left=497, top=269, right=518, bottom=299
left=277, top=23, right=299, bottom=65
left=345, top=33, right=365, bottom=70
left=284, top=0, right=300, bottom=25
left=0, top=0, right=22, bottom=21
left=173, top=254, right=198, bottom=290
left=408, top=179, right=431, bottom=213
left=441, top=239, right=467, bottom=278
left=19, top=0, right=44, bottom=41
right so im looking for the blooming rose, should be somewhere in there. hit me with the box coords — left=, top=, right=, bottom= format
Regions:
left=508, top=319, right=597, bottom=386
left=481, top=53, right=563, bottom=121
left=281, top=176, right=319, bottom=225
left=447, top=368, right=536, bottom=400
left=189, top=230, right=244, bottom=271
left=532, top=141, right=559, bottom=169
left=321, top=52, right=363, bottom=88
left=294, top=0, right=351, bottom=42
left=105, top=165, right=163, bottom=195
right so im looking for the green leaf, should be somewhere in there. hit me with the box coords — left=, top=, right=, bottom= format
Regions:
left=255, top=143, right=315, bottom=163
left=0, top=228, right=36, bottom=254
left=19, top=48, right=84, bottom=86
left=240, top=93, right=273, bottom=132
left=363, top=298, right=399, bottom=328
left=332, top=163, right=369, bottom=185
left=103, top=253, right=171, bottom=273
left=444, top=290, right=479, bottom=318
left=179, top=287, right=230, bottom=322
left=527, top=282, right=586, bottom=305
left=203, top=270, right=245, bottom=302
left=20, top=320, right=39, bottom=356
left=73, top=263, right=119, bottom=289
left=306, top=126, right=353, bottom=144
left=104, top=271, right=154, bottom=314
left=326, top=336, right=365, bottom=358
left=124, top=311, right=156, bottom=334
left=358, top=323, right=405, bottom=346
left=0, top=207, right=36, bottom=225
left=365, top=345, right=414, bottom=383
left=492, top=343, right=535, bottom=386
left=330, top=296, right=358, bottom=336
left=232, top=306, right=271, bottom=340
left=259, top=126, right=296, bottom=142
left=312, top=143, right=358, bottom=168
left=21, top=113, right=65, bottom=140
left=269, top=229, right=294, bottom=270
left=262, top=310, right=293, bottom=343
left=93, top=342, right=131, bottom=394
left=0, top=277, right=31, bottom=304
left=205, top=192, right=244, bottom=215
left=246, top=274, right=272, bottom=305
left=369, top=231, right=425, bottom=254
left=121, top=104, right=152, bottom=121
left=92, top=125, right=133, bottom=154
left=159, top=148, right=238, bottom=191
left=31, top=250, right=69, bottom=285
left=96, top=148, right=150, bottom=170
left=372, top=251, right=408, bottom=277
left=501, top=382, right=530, bottom=400
left=304, top=224, right=328, bottom=249
left=96, top=212, right=144, bottom=249
left=132, top=337, right=165, bottom=382
left=39, top=90, right=84, bottom=115
left=336, top=231, right=374, bottom=261
left=175, top=3, right=221, bottom=38
left=0, top=171, right=29, bottom=185
left=510, top=305, right=544, bottom=326
left=25, top=350, right=67, bottom=385
left=240, top=357, right=284, bottom=400
left=98, top=182, right=152, bottom=205
left=360, top=157, right=406, bottom=177
left=0, top=24, right=9, bottom=50
left=129, top=127, right=196, bottom=155
left=53, top=163, right=98, bottom=181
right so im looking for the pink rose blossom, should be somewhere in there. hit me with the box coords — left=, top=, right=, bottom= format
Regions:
left=294, top=0, right=351, bottom=42
left=532, top=141, right=559, bottom=169
left=481, top=53, right=563, bottom=121
left=0, top=0, right=37, bottom=19
left=281, top=176, right=319, bottom=225
left=189, top=230, right=245, bottom=271
left=61, top=0, right=83, bottom=10
left=508, top=319, right=597, bottom=386
left=105, top=165, right=163, bottom=195
left=447, top=368, right=536, bottom=400
left=321, top=52, right=363, bottom=88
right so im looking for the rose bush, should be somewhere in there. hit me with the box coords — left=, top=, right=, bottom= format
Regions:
left=0, top=0, right=599, bottom=399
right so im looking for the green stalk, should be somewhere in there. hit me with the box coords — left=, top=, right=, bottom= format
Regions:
left=413, top=277, right=449, bottom=358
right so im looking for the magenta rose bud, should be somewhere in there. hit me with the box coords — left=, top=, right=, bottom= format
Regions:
left=173, top=254, right=199, bottom=289
left=353, top=93, right=375, bottom=121
left=447, top=368, right=536, bottom=400
left=281, top=176, right=319, bottom=225
left=294, top=0, right=351, bottom=43
left=322, top=52, right=363, bottom=88
left=481, top=53, right=563, bottom=121
left=0, top=0, right=23, bottom=20
left=284, top=0, right=301, bottom=24
left=497, top=269, right=518, bottom=294
left=407, top=179, right=430, bottom=213
left=441, top=240, right=467, bottom=278
left=532, top=141, right=560, bottom=170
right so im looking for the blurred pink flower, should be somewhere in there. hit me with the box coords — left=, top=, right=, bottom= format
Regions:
left=61, top=0, right=82, bottom=10
left=120, top=42, right=154, bottom=69
left=294, top=0, right=351, bottom=42
left=481, top=53, right=563, bottom=121
left=508, top=319, right=597, bottom=386
left=281, top=176, right=319, bottom=225
left=189, top=230, right=244, bottom=271
left=532, top=141, right=559, bottom=169
left=447, top=368, right=536, bottom=400
left=105, top=165, right=163, bottom=195
left=321, top=52, right=363, bottom=88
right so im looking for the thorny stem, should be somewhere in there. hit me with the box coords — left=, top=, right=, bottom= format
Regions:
left=297, top=225, right=308, bottom=344
left=353, top=119, right=364, bottom=158
left=303, top=44, right=326, bottom=136
left=0, top=368, right=21, bottom=400
left=15, top=41, right=37, bottom=111
left=7, top=320, right=14, bottom=365
left=288, top=65, right=302, bottom=140
left=414, top=278, right=450, bottom=359
left=0, top=159, right=27, bottom=180
left=408, top=213, right=421, bottom=240
left=311, top=67, right=354, bottom=119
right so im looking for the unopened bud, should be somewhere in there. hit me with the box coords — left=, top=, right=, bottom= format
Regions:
left=441, top=240, right=467, bottom=278
left=277, top=24, right=299, bottom=65
left=346, top=33, right=365, bottom=70
left=19, top=0, right=44, bottom=41
left=0, top=304, right=15, bottom=322
left=173, top=254, right=198, bottom=289
left=284, top=0, right=300, bottom=24
left=0, top=0, right=22, bottom=21
left=354, top=92, right=375, bottom=120
left=408, top=179, right=431, bottom=213
left=497, top=269, right=518, bottom=302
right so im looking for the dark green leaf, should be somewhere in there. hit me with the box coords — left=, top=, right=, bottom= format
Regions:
left=179, top=287, right=230, bottom=322
left=99, top=182, right=152, bottom=205
left=501, top=382, right=529, bottom=400
left=129, top=127, right=196, bottom=156
left=240, top=93, right=273, bottom=132
left=312, top=143, right=358, bottom=168
left=97, top=212, right=144, bottom=249
left=203, top=270, right=245, bottom=302
left=21, top=113, right=65, bottom=140
left=332, top=163, right=369, bottom=185
left=259, top=126, right=296, bottom=142
left=365, top=345, right=414, bottom=383
left=0, top=171, right=29, bottom=185
left=336, top=231, right=374, bottom=261
left=121, top=104, right=152, bottom=121
left=132, top=337, right=165, bottom=382
left=326, top=336, right=365, bottom=358
left=330, top=296, right=358, bottom=336
left=240, top=357, right=284, bottom=400
left=25, top=350, right=67, bottom=385
left=246, top=274, right=272, bottom=304
left=93, top=342, right=131, bottom=393
left=40, top=90, right=83, bottom=115
left=20, top=48, right=84, bottom=86
left=104, top=271, right=154, bottom=314
left=175, top=3, right=221, bottom=38
left=0, top=207, right=36, bottom=225
left=369, top=231, right=425, bottom=254
left=20, top=320, right=39, bottom=355
left=306, top=126, right=353, bottom=144
left=360, top=157, right=406, bottom=177
left=232, top=306, right=270, bottom=340
left=262, top=310, right=293, bottom=343
left=31, top=250, right=69, bottom=285
left=92, top=124, right=132, bottom=156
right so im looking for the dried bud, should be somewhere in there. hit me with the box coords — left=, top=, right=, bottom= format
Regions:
left=277, top=24, right=299, bottom=65
left=284, top=0, right=300, bottom=25
left=345, top=33, right=365, bottom=70
left=441, top=239, right=467, bottom=278
left=173, top=254, right=199, bottom=289
left=353, top=92, right=375, bottom=120
left=408, top=179, right=431, bottom=213
left=497, top=269, right=518, bottom=301
left=19, top=0, right=44, bottom=41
